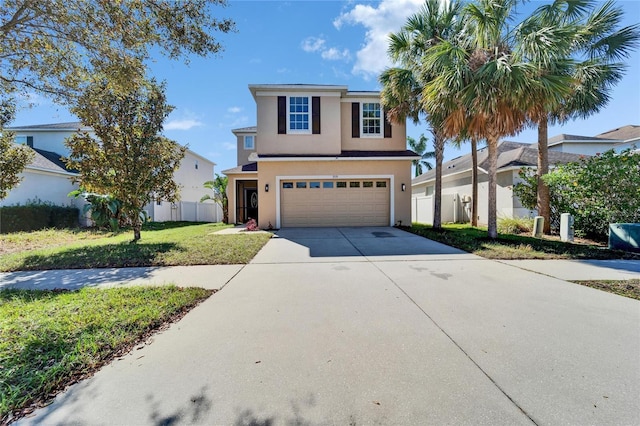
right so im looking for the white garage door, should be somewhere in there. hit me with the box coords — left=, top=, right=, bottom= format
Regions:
left=281, top=179, right=390, bottom=227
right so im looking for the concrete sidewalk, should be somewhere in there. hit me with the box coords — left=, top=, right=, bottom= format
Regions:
left=6, top=227, right=640, bottom=425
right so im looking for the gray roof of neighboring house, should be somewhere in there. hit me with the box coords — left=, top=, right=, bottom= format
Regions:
left=29, top=148, right=77, bottom=174
left=8, top=121, right=90, bottom=131
left=547, top=133, right=617, bottom=144
left=412, top=141, right=585, bottom=185
left=596, top=125, right=640, bottom=141
left=232, top=126, right=257, bottom=133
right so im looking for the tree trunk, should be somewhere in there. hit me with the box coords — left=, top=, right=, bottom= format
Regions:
left=222, top=198, right=229, bottom=224
left=471, top=138, right=478, bottom=227
left=537, top=117, right=551, bottom=234
left=433, top=131, right=445, bottom=230
left=487, top=135, right=498, bottom=239
left=130, top=208, right=142, bottom=242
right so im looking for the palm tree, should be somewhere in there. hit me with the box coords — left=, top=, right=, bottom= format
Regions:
left=380, top=0, right=464, bottom=230
left=519, top=0, right=639, bottom=234
left=201, top=173, right=228, bottom=223
left=422, top=0, right=574, bottom=238
left=407, top=133, right=435, bottom=177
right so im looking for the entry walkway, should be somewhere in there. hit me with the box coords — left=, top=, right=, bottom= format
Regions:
left=5, top=227, right=639, bottom=425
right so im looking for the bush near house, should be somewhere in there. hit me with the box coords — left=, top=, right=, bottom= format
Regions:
left=0, top=202, right=78, bottom=233
left=513, top=149, right=640, bottom=240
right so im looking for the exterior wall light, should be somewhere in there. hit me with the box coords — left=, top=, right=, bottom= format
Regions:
left=265, top=184, right=269, bottom=192
left=401, top=183, right=406, bottom=192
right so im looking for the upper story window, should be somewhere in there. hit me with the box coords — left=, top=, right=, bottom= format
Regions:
left=244, top=135, right=255, bottom=150
left=351, top=102, right=392, bottom=139
left=362, top=103, right=381, bottom=136
left=288, top=97, right=310, bottom=133
left=278, top=96, right=320, bottom=135
left=15, top=135, right=34, bottom=147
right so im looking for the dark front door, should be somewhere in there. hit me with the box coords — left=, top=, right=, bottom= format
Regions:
left=245, top=188, right=258, bottom=222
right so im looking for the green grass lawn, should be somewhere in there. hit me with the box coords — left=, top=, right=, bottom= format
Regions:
left=406, top=223, right=640, bottom=260
left=0, top=286, right=213, bottom=423
left=0, top=222, right=272, bottom=272
left=571, top=279, right=640, bottom=300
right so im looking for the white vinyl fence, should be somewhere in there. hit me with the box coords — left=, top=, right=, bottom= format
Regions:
left=147, top=201, right=223, bottom=223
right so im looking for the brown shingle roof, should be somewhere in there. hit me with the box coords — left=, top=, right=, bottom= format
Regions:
left=412, top=141, right=586, bottom=185
left=596, top=125, right=640, bottom=141
left=258, top=150, right=419, bottom=159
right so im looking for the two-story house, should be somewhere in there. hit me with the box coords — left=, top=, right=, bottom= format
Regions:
left=223, top=84, right=416, bottom=228
left=5, top=122, right=221, bottom=223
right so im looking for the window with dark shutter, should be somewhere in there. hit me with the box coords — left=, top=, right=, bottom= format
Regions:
left=351, top=102, right=360, bottom=138
left=312, top=96, right=321, bottom=134
left=277, top=96, right=286, bottom=134
left=383, top=111, right=392, bottom=138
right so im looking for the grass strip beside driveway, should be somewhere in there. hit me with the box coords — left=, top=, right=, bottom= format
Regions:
left=571, top=279, right=640, bottom=300
left=0, top=286, right=213, bottom=424
left=406, top=223, right=639, bottom=260
left=0, top=222, right=272, bottom=272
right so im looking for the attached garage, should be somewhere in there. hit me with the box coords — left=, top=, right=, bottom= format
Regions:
left=280, top=178, right=390, bottom=227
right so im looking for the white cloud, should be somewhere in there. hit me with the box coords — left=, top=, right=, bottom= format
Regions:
left=164, top=119, right=203, bottom=130
left=302, top=35, right=351, bottom=63
left=301, top=36, right=326, bottom=52
left=334, top=0, right=424, bottom=78
left=223, top=142, right=236, bottom=151
left=321, top=47, right=351, bottom=61
left=227, top=106, right=242, bottom=113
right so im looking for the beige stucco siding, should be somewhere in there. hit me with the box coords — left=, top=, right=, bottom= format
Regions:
left=235, top=132, right=257, bottom=166
left=255, top=94, right=342, bottom=155
left=339, top=102, right=406, bottom=151
left=257, top=159, right=412, bottom=228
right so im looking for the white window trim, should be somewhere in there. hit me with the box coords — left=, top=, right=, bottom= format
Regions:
left=286, top=96, right=312, bottom=135
left=244, top=135, right=255, bottom=150
left=275, top=174, right=394, bottom=229
left=360, top=102, right=382, bottom=138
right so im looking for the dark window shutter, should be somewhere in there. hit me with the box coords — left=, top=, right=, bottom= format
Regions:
left=351, top=102, right=360, bottom=138
left=312, top=96, right=321, bottom=134
left=383, top=110, right=392, bottom=138
left=277, top=96, right=286, bottom=134
left=26, top=136, right=34, bottom=147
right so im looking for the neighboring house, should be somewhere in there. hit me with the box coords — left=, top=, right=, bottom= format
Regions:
left=547, top=125, right=640, bottom=155
left=411, top=141, right=584, bottom=225
left=223, top=84, right=416, bottom=228
left=5, top=122, right=221, bottom=223
left=411, top=124, right=639, bottom=225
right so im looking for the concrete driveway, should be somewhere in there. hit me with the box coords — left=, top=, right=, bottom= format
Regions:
left=17, top=227, right=640, bottom=425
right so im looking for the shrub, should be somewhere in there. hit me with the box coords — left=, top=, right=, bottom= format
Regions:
left=498, top=216, right=534, bottom=235
left=514, top=149, right=640, bottom=239
left=0, top=201, right=79, bottom=233
left=69, top=190, right=127, bottom=231
left=513, top=167, right=567, bottom=231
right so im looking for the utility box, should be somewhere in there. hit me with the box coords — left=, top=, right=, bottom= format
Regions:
left=532, top=216, right=544, bottom=238
left=560, top=213, right=574, bottom=242
left=609, top=223, right=640, bottom=252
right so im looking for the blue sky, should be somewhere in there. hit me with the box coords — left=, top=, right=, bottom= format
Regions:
left=13, top=0, right=640, bottom=174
